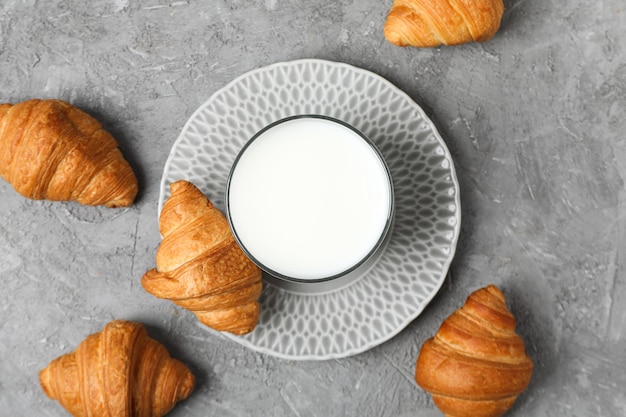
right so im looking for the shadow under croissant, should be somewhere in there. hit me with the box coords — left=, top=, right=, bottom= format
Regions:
left=500, top=0, right=529, bottom=37
left=502, top=278, right=560, bottom=415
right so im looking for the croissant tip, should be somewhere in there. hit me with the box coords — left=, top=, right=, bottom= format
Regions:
left=168, top=180, right=212, bottom=207
left=104, top=197, right=136, bottom=208
left=476, top=284, right=506, bottom=302
left=484, top=283, right=503, bottom=294
left=169, top=179, right=192, bottom=194
left=197, top=316, right=257, bottom=336
left=382, top=24, right=404, bottom=47
left=38, top=367, right=54, bottom=399
left=177, top=368, right=196, bottom=401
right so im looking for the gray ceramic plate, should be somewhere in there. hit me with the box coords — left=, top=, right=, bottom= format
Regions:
left=159, top=59, right=461, bottom=360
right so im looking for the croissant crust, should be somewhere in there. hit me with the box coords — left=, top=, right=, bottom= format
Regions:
left=39, top=320, right=195, bottom=417
left=0, top=99, right=137, bottom=207
left=384, top=0, right=504, bottom=47
left=415, top=285, right=533, bottom=417
left=142, top=180, right=263, bottom=335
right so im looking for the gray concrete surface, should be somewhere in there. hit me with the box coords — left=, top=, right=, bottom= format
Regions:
left=1, top=1, right=625, bottom=416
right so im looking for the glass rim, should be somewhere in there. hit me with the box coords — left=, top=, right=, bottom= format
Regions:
left=225, top=114, right=395, bottom=284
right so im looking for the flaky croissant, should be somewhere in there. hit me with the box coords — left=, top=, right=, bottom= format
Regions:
left=142, top=180, right=262, bottom=335
left=0, top=99, right=137, bottom=207
left=39, top=320, right=195, bottom=417
left=415, top=285, right=533, bottom=417
left=384, top=0, right=504, bottom=47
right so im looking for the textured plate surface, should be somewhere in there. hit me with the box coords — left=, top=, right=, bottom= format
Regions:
left=159, top=59, right=461, bottom=360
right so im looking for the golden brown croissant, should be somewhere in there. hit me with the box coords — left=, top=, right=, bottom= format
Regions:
left=415, top=285, right=533, bottom=417
left=39, top=320, right=195, bottom=417
left=0, top=99, right=138, bottom=207
left=384, top=0, right=504, bottom=47
left=142, top=180, right=263, bottom=335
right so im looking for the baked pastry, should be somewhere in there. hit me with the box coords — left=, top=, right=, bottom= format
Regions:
left=39, top=320, right=195, bottom=417
left=415, top=285, right=533, bottom=417
left=0, top=99, right=137, bottom=207
left=384, top=0, right=504, bottom=47
left=142, top=180, right=263, bottom=335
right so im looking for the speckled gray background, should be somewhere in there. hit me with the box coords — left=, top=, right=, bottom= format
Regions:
left=1, top=1, right=625, bottom=416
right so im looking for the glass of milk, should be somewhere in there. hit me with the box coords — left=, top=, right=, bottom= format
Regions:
left=226, top=115, right=394, bottom=294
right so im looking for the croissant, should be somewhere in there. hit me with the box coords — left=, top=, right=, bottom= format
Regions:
left=142, top=180, right=263, bottom=335
left=39, top=320, right=195, bottom=417
left=415, top=285, right=533, bottom=417
left=0, top=99, right=138, bottom=207
left=384, top=0, right=504, bottom=47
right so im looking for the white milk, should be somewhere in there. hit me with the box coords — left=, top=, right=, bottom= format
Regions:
left=227, top=117, right=392, bottom=281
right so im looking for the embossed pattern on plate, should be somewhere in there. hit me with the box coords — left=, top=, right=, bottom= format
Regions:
left=159, top=59, right=461, bottom=360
